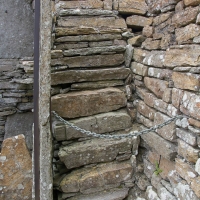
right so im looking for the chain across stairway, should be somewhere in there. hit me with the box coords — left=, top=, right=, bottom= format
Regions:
left=52, top=111, right=188, bottom=139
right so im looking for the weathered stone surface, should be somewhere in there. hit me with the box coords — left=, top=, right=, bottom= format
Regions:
left=137, top=100, right=156, bottom=120
left=154, top=98, right=168, bottom=113
left=144, top=77, right=168, bottom=98
left=195, top=158, right=200, bottom=175
left=146, top=186, right=160, bottom=200
left=141, top=131, right=177, bottom=160
left=124, top=44, right=134, bottom=67
left=148, top=68, right=172, bottom=80
left=153, top=18, right=175, bottom=40
left=59, top=161, right=133, bottom=194
left=51, top=54, right=124, bottom=68
left=157, top=184, right=176, bottom=200
left=67, top=188, right=129, bottom=200
left=148, top=0, right=178, bottom=14
left=51, top=67, right=130, bottom=85
left=103, top=0, right=112, bottom=10
left=176, top=128, right=196, bottom=146
left=55, top=0, right=103, bottom=11
left=132, top=48, right=148, bottom=63
left=118, top=0, right=148, bottom=15
left=51, top=88, right=126, bottom=118
left=5, top=112, right=33, bottom=150
left=191, top=177, right=200, bottom=198
left=164, top=45, right=200, bottom=67
left=135, top=173, right=150, bottom=191
left=175, top=158, right=197, bottom=185
left=126, top=15, right=152, bottom=29
left=57, top=17, right=127, bottom=29
left=71, top=80, right=124, bottom=90
left=172, top=6, right=199, bottom=28
left=0, top=134, right=32, bottom=200
left=172, top=72, right=200, bottom=91
left=143, top=51, right=165, bottom=68
left=153, top=12, right=173, bottom=26
left=59, top=9, right=114, bottom=16
left=172, top=88, right=184, bottom=108
left=180, top=91, right=200, bottom=120
left=131, top=62, right=148, bottom=76
left=148, top=151, right=175, bottom=180
left=128, top=35, right=146, bottom=46
left=168, top=170, right=199, bottom=200
left=59, top=137, right=138, bottom=169
left=0, top=0, right=34, bottom=58
left=137, top=112, right=154, bottom=128
left=144, top=92, right=157, bottom=108
left=89, top=41, right=113, bottom=47
left=63, top=45, right=125, bottom=56
left=142, top=38, right=160, bottom=50
left=175, top=24, right=200, bottom=44
left=178, top=139, right=199, bottom=163
left=55, top=34, right=122, bottom=42
left=154, top=112, right=176, bottom=142
left=188, top=118, right=200, bottom=128
left=55, top=27, right=123, bottom=36
left=53, top=109, right=132, bottom=141
left=183, top=0, right=200, bottom=6
left=142, top=25, right=153, bottom=38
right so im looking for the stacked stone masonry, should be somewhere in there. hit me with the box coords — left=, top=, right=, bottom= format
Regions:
left=51, top=0, right=200, bottom=199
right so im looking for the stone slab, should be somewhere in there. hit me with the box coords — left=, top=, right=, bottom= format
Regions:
left=51, top=67, right=130, bottom=85
left=0, top=0, right=34, bottom=58
left=0, top=134, right=32, bottom=200
left=63, top=45, right=125, bottom=56
left=57, top=17, right=127, bottom=29
left=51, top=88, right=126, bottom=118
left=55, top=27, right=123, bottom=36
left=67, top=188, right=129, bottom=200
left=164, top=45, right=200, bottom=67
left=58, top=137, right=138, bottom=169
left=59, top=161, right=133, bottom=194
left=52, top=109, right=132, bottom=141
left=118, top=0, right=148, bottom=15
left=4, top=112, right=33, bottom=150
left=51, top=54, right=124, bottom=68
left=141, top=131, right=177, bottom=161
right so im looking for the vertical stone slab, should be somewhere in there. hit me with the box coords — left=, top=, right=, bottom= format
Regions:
left=0, top=135, right=32, bottom=200
left=36, top=0, right=53, bottom=199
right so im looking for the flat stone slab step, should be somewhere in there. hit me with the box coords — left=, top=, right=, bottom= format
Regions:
left=51, top=88, right=127, bottom=118
left=58, top=160, right=133, bottom=194
left=60, top=188, right=129, bottom=200
left=51, top=53, right=124, bottom=68
left=51, top=67, right=130, bottom=85
left=58, top=136, right=139, bottom=169
left=52, top=109, right=132, bottom=141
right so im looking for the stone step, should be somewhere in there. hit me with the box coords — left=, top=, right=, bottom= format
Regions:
left=51, top=88, right=127, bottom=118
left=51, top=67, right=130, bottom=85
left=58, top=135, right=139, bottom=169
left=55, top=0, right=104, bottom=11
left=62, top=45, right=126, bottom=57
left=60, top=188, right=129, bottom=200
left=51, top=54, right=124, bottom=68
left=52, top=109, right=132, bottom=141
left=57, top=160, right=133, bottom=195
left=57, top=17, right=127, bottom=29
left=58, top=9, right=118, bottom=17
left=55, top=27, right=124, bottom=36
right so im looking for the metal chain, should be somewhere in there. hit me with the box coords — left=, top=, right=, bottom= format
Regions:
left=52, top=111, right=186, bottom=139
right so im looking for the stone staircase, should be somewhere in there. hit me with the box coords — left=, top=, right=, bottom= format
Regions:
left=51, top=1, right=139, bottom=199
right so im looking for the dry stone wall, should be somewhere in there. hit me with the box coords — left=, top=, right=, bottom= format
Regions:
left=0, top=59, right=34, bottom=150
left=51, top=0, right=200, bottom=199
